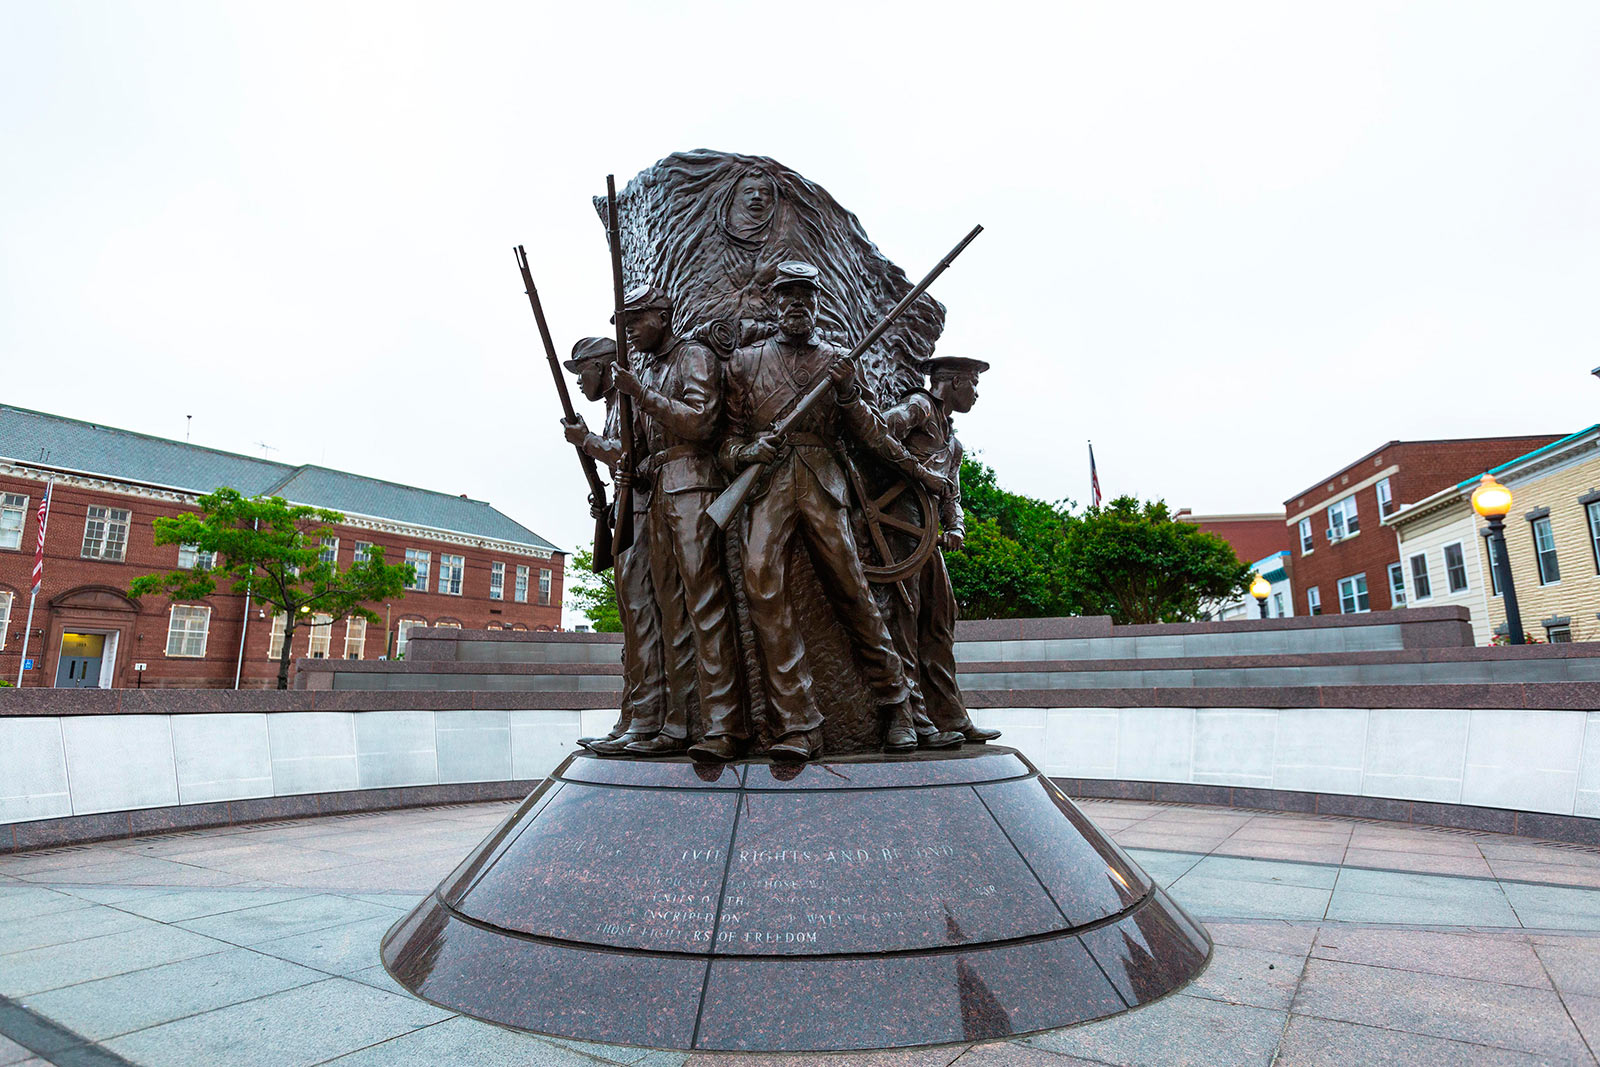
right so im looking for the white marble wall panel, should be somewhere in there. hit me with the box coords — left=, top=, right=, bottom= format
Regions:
left=1040, top=709, right=1117, bottom=777
left=1574, top=713, right=1600, bottom=818
left=172, top=714, right=272, bottom=804
left=1361, top=708, right=1469, bottom=804
left=578, top=708, right=622, bottom=742
left=436, top=709, right=512, bottom=783
left=510, top=710, right=582, bottom=779
left=1115, top=708, right=1195, bottom=782
left=1272, top=709, right=1367, bottom=794
left=1192, top=709, right=1276, bottom=788
left=61, top=716, right=178, bottom=815
left=969, top=708, right=1047, bottom=767
left=1461, top=709, right=1585, bottom=815
left=0, top=718, right=71, bottom=822
left=267, top=712, right=358, bottom=796
left=353, top=711, right=439, bottom=789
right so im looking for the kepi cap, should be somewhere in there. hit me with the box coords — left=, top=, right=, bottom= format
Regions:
left=610, top=283, right=673, bottom=324
left=924, top=356, right=990, bottom=381
left=771, top=260, right=823, bottom=292
left=563, top=336, right=617, bottom=372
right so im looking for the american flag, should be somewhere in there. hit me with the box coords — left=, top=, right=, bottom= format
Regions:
left=31, top=483, right=51, bottom=594
left=1088, top=443, right=1102, bottom=508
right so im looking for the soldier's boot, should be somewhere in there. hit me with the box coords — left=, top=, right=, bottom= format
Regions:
left=689, top=735, right=742, bottom=763
left=585, top=731, right=654, bottom=756
left=918, top=729, right=965, bottom=750
left=883, top=699, right=919, bottom=753
left=625, top=734, right=687, bottom=757
left=962, top=724, right=1002, bottom=743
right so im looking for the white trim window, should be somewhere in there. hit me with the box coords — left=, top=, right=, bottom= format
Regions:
left=1409, top=554, right=1432, bottom=600
left=405, top=549, right=431, bottom=591
left=165, top=605, right=211, bottom=657
left=1443, top=542, right=1469, bottom=594
left=1306, top=586, right=1322, bottom=615
left=177, top=543, right=215, bottom=570
left=1487, top=536, right=1504, bottom=596
left=438, top=554, right=465, bottom=596
left=538, top=568, right=552, bottom=606
left=307, top=613, right=333, bottom=658
left=1327, top=495, right=1360, bottom=540
left=344, top=617, right=367, bottom=659
left=1587, top=502, right=1600, bottom=573
left=515, top=565, right=529, bottom=603
left=0, top=493, right=27, bottom=550
left=435, top=620, right=461, bottom=629
left=1388, top=563, right=1406, bottom=607
left=1298, top=518, right=1313, bottom=555
left=1376, top=477, right=1394, bottom=517
left=319, top=538, right=339, bottom=565
left=267, top=612, right=288, bottom=659
left=0, top=589, right=12, bottom=649
left=1532, top=517, right=1560, bottom=584
left=1338, top=573, right=1370, bottom=614
left=490, top=561, right=505, bottom=601
left=1272, top=591, right=1285, bottom=617
left=395, top=618, right=425, bottom=658
left=81, top=506, right=130, bottom=561
left=354, top=541, right=372, bottom=564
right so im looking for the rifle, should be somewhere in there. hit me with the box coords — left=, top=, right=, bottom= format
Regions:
left=706, top=224, right=984, bottom=530
left=604, top=175, right=636, bottom=556
left=515, top=245, right=614, bottom=572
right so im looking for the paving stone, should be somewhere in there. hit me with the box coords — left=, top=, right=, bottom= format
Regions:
left=1276, top=1014, right=1557, bottom=1066
left=1348, top=828, right=1489, bottom=859
left=1291, top=958, right=1589, bottom=1061
left=0, top=1035, right=33, bottom=1067
left=1166, top=874, right=1331, bottom=921
left=1490, top=860, right=1600, bottom=890
left=346, top=963, right=410, bottom=997
left=0, top=905, right=155, bottom=957
left=1122, top=848, right=1203, bottom=888
left=1502, top=882, right=1600, bottom=931
left=1188, top=942, right=1306, bottom=1010
left=1340, top=847, right=1495, bottom=878
left=1024, top=993, right=1286, bottom=1066
left=0, top=922, right=229, bottom=997
left=1311, top=927, right=1551, bottom=988
left=252, top=916, right=394, bottom=974
left=1326, top=868, right=1519, bottom=927
left=944, top=1046, right=1106, bottom=1066
left=106, top=887, right=313, bottom=923
left=0, top=886, right=96, bottom=923
left=1532, top=937, right=1600, bottom=997
left=1559, top=992, right=1600, bottom=1055
left=1210, top=840, right=1350, bottom=865
left=1204, top=921, right=1320, bottom=956
left=683, top=1046, right=968, bottom=1066
left=173, top=893, right=395, bottom=945
left=21, top=947, right=325, bottom=1040
left=319, top=1016, right=643, bottom=1066
left=104, top=976, right=451, bottom=1067
left=1188, top=856, right=1340, bottom=889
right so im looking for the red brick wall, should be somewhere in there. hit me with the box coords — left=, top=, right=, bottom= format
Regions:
left=0, top=473, right=563, bottom=689
left=1284, top=436, right=1561, bottom=616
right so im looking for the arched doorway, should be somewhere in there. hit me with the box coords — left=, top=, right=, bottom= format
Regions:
left=47, top=585, right=139, bottom=688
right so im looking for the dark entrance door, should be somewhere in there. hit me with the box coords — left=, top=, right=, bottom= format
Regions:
left=55, top=633, right=106, bottom=688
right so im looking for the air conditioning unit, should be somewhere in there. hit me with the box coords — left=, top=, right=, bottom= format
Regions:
left=1326, top=527, right=1341, bottom=541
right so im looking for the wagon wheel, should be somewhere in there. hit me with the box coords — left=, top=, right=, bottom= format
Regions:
left=846, top=464, right=939, bottom=585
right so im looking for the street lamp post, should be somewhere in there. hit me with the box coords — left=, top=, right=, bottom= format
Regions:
left=1250, top=573, right=1271, bottom=619
left=1471, top=474, right=1523, bottom=645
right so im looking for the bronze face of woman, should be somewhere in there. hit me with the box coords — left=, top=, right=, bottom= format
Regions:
left=726, top=170, right=776, bottom=240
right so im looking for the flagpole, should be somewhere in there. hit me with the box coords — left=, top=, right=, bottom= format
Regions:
left=15, top=479, right=53, bottom=688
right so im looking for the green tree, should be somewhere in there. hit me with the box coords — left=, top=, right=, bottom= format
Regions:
left=129, top=489, right=414, bottom=689
left=567, top=545, right=622, bottom=632
left=1063, top=496, right=1251, bottom=624
left=945, top=456, right=1077, bottom=618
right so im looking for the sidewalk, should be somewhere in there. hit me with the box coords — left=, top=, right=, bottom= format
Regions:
left=3, top=798, right=1600, bottom=1065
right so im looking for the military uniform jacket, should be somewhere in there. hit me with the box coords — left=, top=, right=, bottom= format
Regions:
left=720, top=331, right=916, bottom=506
left=883, top=390, right=964, bottom=538
left=629, top=334, right=725, bottom=497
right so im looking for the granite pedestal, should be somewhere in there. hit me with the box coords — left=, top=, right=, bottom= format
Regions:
left=380, top=746, right=1211, bottom=1052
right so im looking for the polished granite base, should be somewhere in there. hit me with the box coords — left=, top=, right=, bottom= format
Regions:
left=380, top=746, right=1211, bottom=1052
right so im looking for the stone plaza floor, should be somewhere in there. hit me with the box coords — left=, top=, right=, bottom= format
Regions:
left=5, top=800, right=1600, bottom=1066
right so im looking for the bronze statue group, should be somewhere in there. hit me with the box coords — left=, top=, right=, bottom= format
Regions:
left=532, top=151, right=998, bottom=763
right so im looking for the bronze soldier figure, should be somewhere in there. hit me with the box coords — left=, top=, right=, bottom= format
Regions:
left=560, top=337, right=671, bottom=755
left=882, top=357, right=1001, bottom=744
left=611, top=285, right=748, bottom=761
left=720, top=261, right=949, bottom=758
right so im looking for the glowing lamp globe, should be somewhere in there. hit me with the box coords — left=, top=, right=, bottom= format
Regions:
left=1250, top=574, right=1272, bottom=601
left=1471, top=474, right=1514, bottom=519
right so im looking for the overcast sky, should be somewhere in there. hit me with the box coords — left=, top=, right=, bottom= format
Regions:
left=4, top=2, right=1598, bottom=615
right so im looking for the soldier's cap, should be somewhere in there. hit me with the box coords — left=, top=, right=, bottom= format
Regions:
left=925, top=356, right=991, bottom=381
left=771, top=260, right=824, bottom=293
left=609, top=283, right=673, bottom=323
left=562, top=336, right=617, bottom=372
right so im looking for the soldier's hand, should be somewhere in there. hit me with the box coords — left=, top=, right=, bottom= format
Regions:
left=562, top=418, right=589, bottom=447
left=614, top=467, right=633, bottom=489
left=742, top=434, right=783, bottom=466
left=612, top=363, right=643, bottom=397
left=940, top=530, right=964, bottom=552
left=914, top=464, right=945, bottom=494
left=828, top=359, right=857, bottom=398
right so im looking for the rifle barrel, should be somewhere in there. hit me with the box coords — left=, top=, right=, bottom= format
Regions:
left=605, top=175, right=636, bottom=554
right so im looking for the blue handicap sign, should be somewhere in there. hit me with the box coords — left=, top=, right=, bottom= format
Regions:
left=23, top=659, right=33, bottom=670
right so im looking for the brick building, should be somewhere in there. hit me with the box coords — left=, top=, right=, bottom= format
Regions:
left=1285, top=434, right=1561, bottom=617
left=0, top=405, right=564, bottom=689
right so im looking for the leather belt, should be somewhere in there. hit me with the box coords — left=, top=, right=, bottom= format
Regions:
left=782, top=433, right=834, bottom=450
left=637, top=444, right=704, bottom=477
